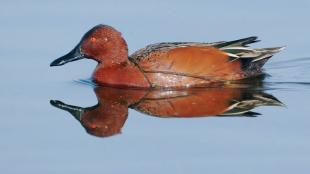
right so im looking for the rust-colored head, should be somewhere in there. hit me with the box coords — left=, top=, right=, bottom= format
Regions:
left=81, top=25, right=128, bottom=64
left=80, top=105, right=128, bottom=137
left=50, top=24, right=128, bottom=66
left=50, top=99, right=128, bottom=138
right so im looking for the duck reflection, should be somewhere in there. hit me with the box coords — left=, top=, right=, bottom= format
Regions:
left=50, top=82, right=283, bottom=138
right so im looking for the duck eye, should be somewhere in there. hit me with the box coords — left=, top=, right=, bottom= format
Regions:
left=90, top=124, right=97, bottom=129
left=90, top=37, right=96, bottom=42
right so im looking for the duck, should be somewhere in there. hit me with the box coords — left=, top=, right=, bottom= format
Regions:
left=50, top=24, right=284, bottom=88
left=50, top=86, right=283, bottom=137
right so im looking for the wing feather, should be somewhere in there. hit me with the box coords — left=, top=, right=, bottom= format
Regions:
left=129, top=37, right=284, bottom=80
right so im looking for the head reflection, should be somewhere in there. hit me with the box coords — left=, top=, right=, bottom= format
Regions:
left=50, top=82, right=283, bottom=138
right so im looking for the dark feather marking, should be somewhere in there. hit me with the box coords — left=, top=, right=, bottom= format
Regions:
left=168, top=59, right=175, bottom=70
left=215, top=36, right=259, bottom=48
left=144, top=70, right=222, bottom=81
left=168, top=101, right=176, bottom=113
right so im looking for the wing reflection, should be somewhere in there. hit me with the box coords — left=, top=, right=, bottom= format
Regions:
left=50, top=85, right=283, bottom=138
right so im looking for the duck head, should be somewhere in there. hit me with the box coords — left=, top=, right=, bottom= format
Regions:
left=50, top=87, right=146, bottom=137
left=50, top=99, right=128, bottom=138
left=50, top=24, right=128, bottom=67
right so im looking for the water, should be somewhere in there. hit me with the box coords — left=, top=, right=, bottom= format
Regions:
left=1, top=1, right=310, bottom=173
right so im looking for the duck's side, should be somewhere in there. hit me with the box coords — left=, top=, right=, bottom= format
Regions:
left=129, top=37, right=284, bottom=88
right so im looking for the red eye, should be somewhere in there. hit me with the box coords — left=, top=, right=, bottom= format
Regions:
left=90, top=37, right=96, bottom=42
left=90, top=124, right=97, bottom=129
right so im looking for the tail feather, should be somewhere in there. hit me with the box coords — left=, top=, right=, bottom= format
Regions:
left=215, top=37, right=285, bottom=73
left=220, top=92, right=284, bottom=116
left=218, top=38, right=285, bottom=63
left=215, top=36, right=260, bottom=48
left=252, top=46, right=286, bottom=62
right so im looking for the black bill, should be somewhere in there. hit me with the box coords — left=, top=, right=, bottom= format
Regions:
left=50, top=44, right=84, bottom=66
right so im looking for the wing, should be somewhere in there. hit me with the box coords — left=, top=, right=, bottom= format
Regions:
left=134, top=88, right=241, bottom=117
left=130, top=37, right=284, bottom=81
left=130, top=41, right=221, bottom=63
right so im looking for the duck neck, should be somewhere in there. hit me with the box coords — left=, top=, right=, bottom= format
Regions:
left=93, top=60, right=151, bottom=88
left=98, top=46, right=128, bottom=67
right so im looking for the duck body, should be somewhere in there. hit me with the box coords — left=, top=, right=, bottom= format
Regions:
left=51, top=24, right=284, bottom=88
left=50, top=86, right=284, bottom=137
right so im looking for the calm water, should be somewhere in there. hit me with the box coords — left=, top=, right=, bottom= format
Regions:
left=1, top=1, right=310, bottom=173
